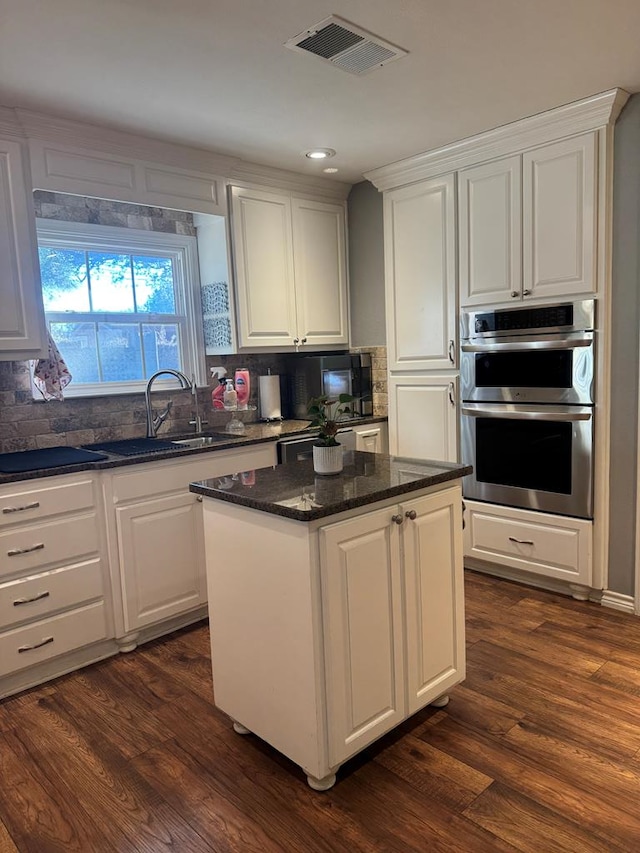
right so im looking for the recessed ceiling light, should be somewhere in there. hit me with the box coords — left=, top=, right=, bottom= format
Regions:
left=305, top=148, right=336, bottom=160
left=323, top=167, right=339, bottom=174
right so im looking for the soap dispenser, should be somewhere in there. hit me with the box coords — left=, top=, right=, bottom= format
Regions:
left=223, top=379, right=238, bottom=410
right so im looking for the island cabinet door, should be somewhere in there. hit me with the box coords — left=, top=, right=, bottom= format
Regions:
left=401, top=486, right=465, bottom=715
left=319, top=507, right=406, bottom=767
left=116, top=492, right=207, bottom=632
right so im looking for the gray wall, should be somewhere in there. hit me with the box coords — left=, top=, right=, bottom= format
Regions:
left=608, top=94, right=640, bottom=596
left=347, top=181, right=386, bottom=346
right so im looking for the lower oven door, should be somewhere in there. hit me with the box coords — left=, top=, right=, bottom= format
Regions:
left=460, top=403, right=593, bottom=519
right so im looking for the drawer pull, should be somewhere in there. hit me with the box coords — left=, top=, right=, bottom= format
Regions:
left=3, top=501, right=40, bottom=514
left=508, top=536, right=534, bottom=545
left=7, top=543, right=45, bottom=557
left=18, top=636, right=54, bottom=653
left=13, top=591, right=50, bottom=606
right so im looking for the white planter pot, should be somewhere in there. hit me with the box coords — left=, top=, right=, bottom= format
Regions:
left=313, top=443, right=343, bottom=475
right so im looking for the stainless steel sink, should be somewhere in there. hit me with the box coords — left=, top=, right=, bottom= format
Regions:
left=171, top=434, right=231, bottom=449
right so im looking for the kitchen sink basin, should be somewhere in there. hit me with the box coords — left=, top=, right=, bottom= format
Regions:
left=171, top=434, right=231, bottom=449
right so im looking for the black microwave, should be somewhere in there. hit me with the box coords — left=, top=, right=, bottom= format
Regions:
left=282, top=353, right=373, bottom=420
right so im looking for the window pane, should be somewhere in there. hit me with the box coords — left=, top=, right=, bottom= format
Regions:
left=97, top=323, right=143, bottom=381
left=39, top=248, right=90, bottom=311
left=88, top=252, right=134, bottom=312
left=49, top=322, right=99, bottom=383
left=142, top=324, right=180, bottom=376
left=133, top=256, right=176, bottom=313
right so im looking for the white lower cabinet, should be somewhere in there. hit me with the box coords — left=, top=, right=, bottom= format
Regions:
left=202, top=481, right=465, bottom=789
left=106, top=443, right=276, bottom=648
left=463, top=499, right=592, bottom=595
left=352, top=422, right=388, bottom=454
left=0, top=473, right=112, bottom=695
left=321, top=486, right=465, bottom=768
left=388, top=375, right=458, bottom=462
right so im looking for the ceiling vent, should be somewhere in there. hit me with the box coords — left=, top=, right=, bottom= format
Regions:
left=285, top=15, right=408, bottom=75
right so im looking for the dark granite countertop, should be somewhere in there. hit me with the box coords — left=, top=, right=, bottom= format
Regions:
left=0, top=417, right=388, bottom=485
left=190, top=452, right=472, bottom=522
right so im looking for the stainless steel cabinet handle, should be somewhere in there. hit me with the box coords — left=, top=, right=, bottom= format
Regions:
left=462, top=500, right=466, bottom=530
left=301, top=337, right=307, bottom=344
left=13, top=591, right=50, bottom=606
left=196, top=495, right=203, bottom=502
left=293, top=337, right=300, bottom=345
left=391, top=514, right=403, bottom=525
left=18, top=636, right=54, bottom=653
left=448, top=339, right=455, bottom=364
left=2, top=501, right=40, bottom=514
left=523, top=289, right=532, bottom=296
left=511, top=291, right=519, bottom=298
left=508, top=536, right=534, bottom=545
left=405, top=510, right=417, bottom=520
left=7, top=543, right=45, bottom=557
left=448, top=382, right=456, bottom=407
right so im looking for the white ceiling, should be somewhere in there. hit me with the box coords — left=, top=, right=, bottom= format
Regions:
left=1, top=0, right=640, bottom=185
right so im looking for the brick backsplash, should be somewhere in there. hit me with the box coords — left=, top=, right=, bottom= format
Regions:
left=0, top=348, right=388, bottom=453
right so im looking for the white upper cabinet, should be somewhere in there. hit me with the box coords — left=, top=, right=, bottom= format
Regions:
left=458, top=156, right=522, bottom=306
left=384, top=175, right=457, bottom=371
left=459, top=133, right=597, bottom=307
left=523, top=132, right=597, bottom=300
left=229, top=186, right=348, bottom=350
left=291, top=197, right=348, bottom=347
left=229, top=186, right=298, bottom=348
left=0, top=137, right=46, bottom=361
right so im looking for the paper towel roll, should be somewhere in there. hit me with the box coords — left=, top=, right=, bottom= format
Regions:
left=259, top=374, right=282, bottom=420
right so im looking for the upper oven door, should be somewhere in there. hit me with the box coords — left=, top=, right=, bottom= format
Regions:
left=460, top=331, right=594, bottom=404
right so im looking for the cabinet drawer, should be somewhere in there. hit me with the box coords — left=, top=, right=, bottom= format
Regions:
left=111, top=444, right=277, bottom=503
left=0, top=559, right=103, bottom=629
left=0, top=601, right=108, bottom=676
left=464, top=500, right=592, bottom=584
left=0, top=477, right=95, bottom=528
left=0, top=512, right=100, bottom=579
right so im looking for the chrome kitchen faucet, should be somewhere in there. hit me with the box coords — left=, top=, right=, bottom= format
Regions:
left=144, top=369, right=192, bottom=438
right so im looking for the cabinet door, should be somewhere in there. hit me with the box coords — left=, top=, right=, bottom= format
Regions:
left=320, top=507, right=405, bottom=766
left=388, top=375, right=458, bottom=463
left=523, top=133, right=596, bottom=299
left=0, top=138, right=46, bottom=360
left=384, top=175, right=457, bottom=371
left=354, top=425, right=383, bottom=454
left=459, top=156, right=522, bottom=306
left=229, top=186, right=298, bottom=347
left=116, top=492, right=206, bottom=632
left=402, top=487, right=465, bottom=714
left=292, top=198, right=348, bottom=347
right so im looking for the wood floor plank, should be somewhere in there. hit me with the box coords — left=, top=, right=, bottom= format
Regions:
left=0, top=817, right=19, bottom=853
left=463, top=780, right=625, bottom=853
left=422, top=717, right=640, bottom=853
left=462, top=667, right=640, bottom=760
left=0, top=730, right=115, bottom=853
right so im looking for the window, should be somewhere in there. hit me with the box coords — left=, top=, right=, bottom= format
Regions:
left=36, top=219, right=205, bottom=396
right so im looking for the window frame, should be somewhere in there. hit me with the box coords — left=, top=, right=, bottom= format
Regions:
left=35, top=218, right=206, bottom=398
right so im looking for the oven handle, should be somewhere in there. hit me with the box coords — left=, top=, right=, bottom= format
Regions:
left=461, top=336, right=593, bottom=353
left=461, top=405, right=592, bottom=422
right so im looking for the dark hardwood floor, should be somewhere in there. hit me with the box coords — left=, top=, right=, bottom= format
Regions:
left=2, top=570, right=640, bottom=852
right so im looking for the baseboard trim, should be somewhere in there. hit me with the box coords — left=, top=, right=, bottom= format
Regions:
left=465, top=559, right=593, bottom=600
left=600, top=590, right=636, bottom=614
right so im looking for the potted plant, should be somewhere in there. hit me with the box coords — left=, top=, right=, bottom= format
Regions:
left=307, top=393, right=353, bottom=475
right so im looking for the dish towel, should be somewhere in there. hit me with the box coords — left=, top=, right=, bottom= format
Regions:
left=33, top=331, right=73, bottom=401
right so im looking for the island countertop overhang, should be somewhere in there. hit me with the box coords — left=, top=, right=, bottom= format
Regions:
left=189, top=452, right=472, bottom=522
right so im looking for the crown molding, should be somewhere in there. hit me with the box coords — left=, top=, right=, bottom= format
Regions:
left=0, top=106, right=24, bottom=139
left=229, top=160, right=352, bottom=201
left=365, top=88, right=630, bottom=192
left=14, top=108, right=240, bottom=177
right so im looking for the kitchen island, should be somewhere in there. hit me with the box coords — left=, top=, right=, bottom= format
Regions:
left=190, top=452, right=471, bottom=790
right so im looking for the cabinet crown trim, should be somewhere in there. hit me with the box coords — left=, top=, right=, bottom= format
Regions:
left=6, top=106, right=351, bottom=201
left=365, top=88, right=629, bottom=191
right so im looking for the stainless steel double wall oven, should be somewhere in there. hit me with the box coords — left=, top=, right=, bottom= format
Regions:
left=460, top=300, right=595, bottom=519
